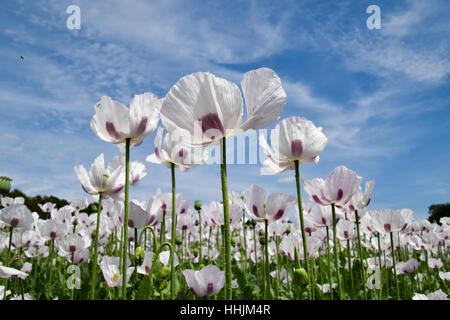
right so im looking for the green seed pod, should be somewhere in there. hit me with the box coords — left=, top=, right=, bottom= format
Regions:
left=294, top=268, right=309, bottom=286
left=199, top=263, right=205, bottom=269
left=0, top=176, right=12, bottom=195
left=192, top=248, right=198, bottom=257
left=175, top=236, right=183, bottom=245
left=231, top=236, right=236, bottom=246
left=194, top=200, right=202, bottom=211
left=259, top=237, right=266, bottom=246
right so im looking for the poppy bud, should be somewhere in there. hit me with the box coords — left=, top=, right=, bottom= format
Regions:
left=161, top=266, right=170, bottom=278
left=194, top=200, right=202, bottom=211
left=231, top=236, right=236, bottom=246
left=259, top=237, right=266, bottom=246
left=199, top=263, right=205, bottom=269
left=0, top=176, right=12, bottom=195
left=192, top=248, right=198, bottom=257
left=285, top=226, right=291, bottom=235
left=175, top=236, right=183, bottom=245
left=135, top=246, right=144, bottom=263
left=294, top=268, right=308, bottom=286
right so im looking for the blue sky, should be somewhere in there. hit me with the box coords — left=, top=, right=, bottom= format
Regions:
left=1, top=0, right=449, bottom=220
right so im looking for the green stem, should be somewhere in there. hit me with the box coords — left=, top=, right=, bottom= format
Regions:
left=220, top=137, right=232, bottom=300
left=331, top=204, right=343, bottom=299
left=294, top=160, right=311, bottom=300
left=354, top=210, right=367, bottom=299
left=90, top=192, right=103, bottom=300
left=121, top=138, right=131, bottom=300
left=170, top=162, right=176, bottom=300
left=346, top=239, right=353, bottom=296
left=326, top=227, right=334, bottom=300
left=377, top=233, right=383, bottom=299
left=390, top=232, right=399, bottom=299
left=264, top=219, right=270, bottom=300
left=198, top=208, right=203, bottom=266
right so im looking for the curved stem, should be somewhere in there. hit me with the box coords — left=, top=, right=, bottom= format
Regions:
left=121, top=138, right=131, bottom=300
left=139, top=226, right=158, bottom=251
left=90, top=192, right=103, bottom=300
left=220, top=137, right=232, bottom=299
left=294, top=160, right=311, bottom=299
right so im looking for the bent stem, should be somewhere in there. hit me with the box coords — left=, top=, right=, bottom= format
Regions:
left=331, top=204, right=343, bottom=299
left=90, top=191, right=103, bottom=300
left=294, top=160, right=311, bottom=300
left=170, top=162, right=176, bottom=300
left=220, top=137, right=232, bottom=299
left=121, top=138, right=131, bottom=300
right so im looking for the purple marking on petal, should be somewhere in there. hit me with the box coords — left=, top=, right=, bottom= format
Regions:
left=69, top=245, right=76, bottom=253
left=206, top=282, right=214, bottom=295
left=288, top=252, right=293, bottom=260
left=200, top=113, right=224, bottom=139
left=312, top=195, right=323, bottom=205
left=106, top=122, right=121, bottom=140
left=128, top=220, right=135, bottom=228
left=366, top=198, right=371, bottom=206
left=180, top=208, right=186, bottom=214
left=131, top=175, right=140, bottom=185
left=211, top=218, right=217, bottom=225
left=273, top=209, right=284, bottom=221
left=111, top=184, right=124, bottom=194
left=336, top=189, right=344, bottom=201
left=182, top=225, right=187, bottom=230
left=291, top=139, right=303, bottom=158
left=349, top=205, right=355, bottom=212
left=305, top=227, right=312, bottom=233
left=189, top=287, right=198, bottom=297
left=178, top=148, right=185, bottom=158
left=50, top=232, right=57, bottom=239
left=252, top=205, right=259, bottom=217
left=161, top=204, right=167, bottom=210
left=10, top=218, right=19, bottom=228
left=321, top=217, right=327, bottom=225
left=148, top=215, right=155, bottom=225
left=135, top=117, right=148, bottom=136
left=384, top=224, right=391, bottom=232
left=81, top=185, right=90, bottom=194
left=344, top=231, right=349, bottom=239
left=145, top=266, right=150, bottom=274
left=155, top=147, right=160, bottom=159
left=402, top=223, right=408, bottom=231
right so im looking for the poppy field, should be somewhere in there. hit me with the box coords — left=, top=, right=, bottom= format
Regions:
left=0, top=68, right=449, bottom=301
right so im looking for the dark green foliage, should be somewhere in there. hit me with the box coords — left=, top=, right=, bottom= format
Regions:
left=428, top=203, right=450, bottom=224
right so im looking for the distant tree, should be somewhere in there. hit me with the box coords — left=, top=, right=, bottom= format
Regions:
left=428, top=203, right=450, bottom=224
